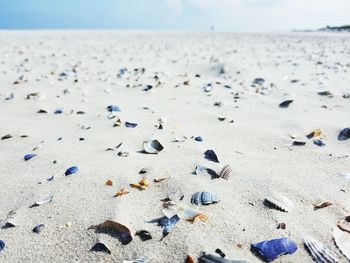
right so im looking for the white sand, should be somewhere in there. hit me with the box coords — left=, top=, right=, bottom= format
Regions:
left=0, top=30, right=350, bottom=262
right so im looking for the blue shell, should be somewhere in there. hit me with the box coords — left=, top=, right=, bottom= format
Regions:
left=253, top=78, right=265, bottom=85
left=54, top=108, right=64, bottom=114
left=252, top=237, right=298, bottom=262
left=338, top=128, right=350, bottom=141
left=125, top=122, right=138, bottom=128
left=195, top=136, right=203, bottom=142
left=204, top=149, right=219, bottom=163
left=191, top=191, right=220, bottom=205
left=65, top=166, right=78, bottom=176
left=158, top=215, right=180, bottom=237
left=0, top=240, right=5, bottom=251
left=313, top=139, right=325, bottom=147
left=24, top=153, right=36, bottom=161
left=107, top=105, right=121, bottom=112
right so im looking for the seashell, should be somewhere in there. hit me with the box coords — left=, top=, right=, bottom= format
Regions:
left=154, top=176, right=170, bottom=183
left=186, top=255, right=195, bottom=263
left=88, top=220, right=133, bottom=245
left=293, top=141, right=306, bottom=146
left=113, top=118, right=122, bottom=127
left=174, top=136, right=187, bottom=142
left=218, top=164, right=232, bottom=180
left=264, top=193, right=293, bottom=212
left=33, top=194, right=54, bottom=207
left=107, top=105, right=121, bottom=112
left=304, top=236, right=339, bottom=263
left=194, top=136, right=203, bottom=142
left=204, top=149, right=219, bottom=163
left=253, top=78, right=265, bottom=85
left=338, top=172, right=350, bottom=180
left=136, top=230, right=152, bottom=241
left=90, top=242, right=111, bottom=254
left=117, top=151, right=129, bottom=157
left=279, top=100, right=294, bottom=108
left=1, top=134, right=12, bottom=140
left=54, top=108, right=64, bottom=114
left=37, top=109, right=48, bottom=114
left=337, top=216, right=350, bottom=233
left=125, top=122, right=138, bottom=128
left=24, top=153, right=36, bottom=161
left=252, top=237, right=298, bottom=262
left=338, top=128, right=350, bottom=141
left=130, top=178, right=149, bottom=190
left=191, top=192, right=220, bottom=206
left=199, top=253, right=247, bottom=263
left=314, top=201, right=332, bottom=210
left=195, top=165, right=208, bottom=175
left=0, top=210, right=17, bottom=229
left=306, top=129, right=322, bottom=139
left=47, top=175, right=54, bottom=181
left=32, top=141, right=44, bottom=151
left=333, top=226, right=350, bottom=260
left=106, top=179, right=113, bottom=186
left=157, top=215, right=180, bottom=238
left=218, top=116, right=226, bottom=121
left=318, top=91, right=334, bottom=97
left=215, top=248, right=226, bottom=258
left=276, top=222, right=286, bottom=229
left=143, top=140, right=164, bottom=154
left=123, top=256, right=150, bottom=263
left=65, top=166, right=78, bottom=176
left=0, top=240, right=5, bottom=251
left=139, top=167, right=151, bottom=174
left=32, top=224, right=44, bottom=234
left=313, top=139, right=325, bottom=147
left=114, top=188, right=130, bottom=197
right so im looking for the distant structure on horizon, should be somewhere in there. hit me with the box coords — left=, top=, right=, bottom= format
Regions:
left=293, top=24, right=350, bottom=33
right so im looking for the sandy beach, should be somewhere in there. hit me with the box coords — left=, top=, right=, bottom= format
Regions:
left=0, top=30, right=350, bottom=262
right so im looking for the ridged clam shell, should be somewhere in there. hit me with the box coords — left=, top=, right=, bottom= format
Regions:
left=304, top=236, right=338, bottom=263
left=143, top=140, right=164, bottom=154
left=333, top=226, right=350, bottom=260
left=219, top=164, right=232, bottom=180
left=191, top=192, right=220, bottom=206
left=264, top=193, right=293, bottom=212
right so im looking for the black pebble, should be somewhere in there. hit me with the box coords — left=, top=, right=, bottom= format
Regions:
left=136, top=230, right=152, bottom=241
left=215, top=248, right=226, bottom=258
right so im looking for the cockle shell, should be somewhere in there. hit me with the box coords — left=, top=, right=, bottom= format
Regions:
left=264, top=193, right=293, bottom=212
left=304, top=236, right=339, bottom=263
left=143, top=140, right=164, bottom=154
left=252, top=237, right=298, bottom=262
left=333, top=226, right=350, bottom=260
left=191, top=192, right=220, bottom=206
left=218, top=164, right=232, bottom=180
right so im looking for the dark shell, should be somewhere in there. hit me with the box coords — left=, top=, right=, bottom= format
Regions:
left=338, top=128, right=350, bottom=141
left=279, top=100, right=294, bottom=108
left=54, top=108, right=64, bottom=114
left=252, top=237, right=298, bottom=262
left=143, top=140, right=164, bottom=154
left=191, top=192, right=220, bottom=205
left=253, top=78, right=265, bottom=85
left=318, top=91, right=333, bottom=97
left=88, top=220, right=133, bottom=245
left=125, top=122, right=138, bottom=128
left=215, top=248, right=226, bottom=258
left=199, top=253, right=247, bottom=263
left=1, top=134, right=12, bottom=140
left=65, top=166, right=78, bottom=176
left=24, top=153, right=36, bottom=161
left=32, top=224, right=44, bottom=234
left=313, top=139, right=325, bottom=147
left=158, top=215, right=180, bottom=238
left=90, top=242, right=111, bottom=254
left=204, top=150, right=219, bottom=163
left=107, top=105, right=121, bottom=112
left=293, top=141, right=306, bottom=146
left=136, top=230, right=152, bottom=241
left=37, top=109, right=48, bottom=113
left=0, top=240, right=5, bottom=251
left=195, top=136, right=203, bottom=142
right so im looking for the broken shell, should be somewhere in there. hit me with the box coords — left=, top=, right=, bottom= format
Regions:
left=106, top=179, right=113, bottom=186
left=318, top=91, right=333, bottom=97
left=304, top=236, right=339, bottom=263
left=313, top=139, right=325, bottom=147
left=33, top=194, right=54, bottom=207
left=252, top=237, right=298, bottom=262
left=337, top=216, right=350, bottom=233
left=191, top=192, right=220, bottom=206
left=113, top=118, right=122, bottom=126
left=157, top=215, right=180, bottom=238
left=143, top=140, right=164, bottom=154
left=130, top=177, right=149, bottom=190
left=125, top=122, right=138, bottom=128
left=65, top=166, right=78, bottom=176
left=279, top=100, right=294, bottom=108
left=314, top=201, right=332, bottom=210
left=114, top=188, right=130, bottom=197
left=90, top=242, right=111, bottom=254
left=218, top=164, right=232, bottom=180
left=264, top=193, right=293, bottom=212
left=333, top=226, right=350, bottom=260
left=306, top=129, right=322, bottom=139
left=199, top=253, right=247, bottom=263
left=1, top=134, right=12, bottom=140
left=123, top=256, right=150, bottom=263
left=139, top=167, right=151, bottom=174
left=88, top=220, right=133, bottom=245
left=204, top=149, right=219, bottom=163
left=117, top=151, right=129, bottom=157
left=32, top=224, right=44, bottom=234
left=0, top=210, right=17, bottom=229
left=0, top=240, right=5, bottom=251
left=186, top=255, right=195, bottom=263
left=154, top=177, right=170, bottom=183
left=24, top=153, right=36, bottom=161
left=293, top=141, right=306, bottom=146
left=338, top=128, right=350, bottom=141
left=107, top=105, right=121, bottom=112
left=136, top=230, right=152, bottom=241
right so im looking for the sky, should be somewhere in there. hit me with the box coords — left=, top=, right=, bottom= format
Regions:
left=0, top=0, right=349, bottom=32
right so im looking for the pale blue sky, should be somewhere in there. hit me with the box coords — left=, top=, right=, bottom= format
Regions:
left=0, top=0, right=349, bottom=31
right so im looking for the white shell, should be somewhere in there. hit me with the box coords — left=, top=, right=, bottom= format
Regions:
left=264, top=193, right=293, bottom=212
left=35, top=194, right=54, bottom=205
left=333, top=226, right=350, bottom=260
left=123, top=256, right=149, bottom=263
left=304, top=236, right=338, bottom=263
